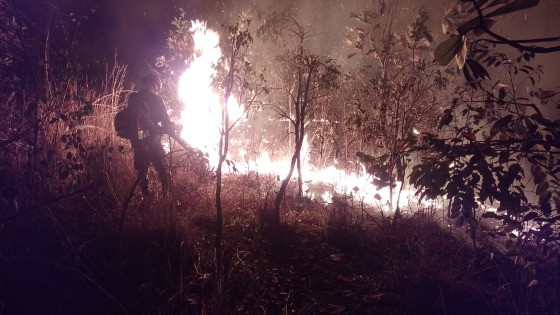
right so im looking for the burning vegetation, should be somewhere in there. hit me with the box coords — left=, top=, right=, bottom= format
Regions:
left=1, top=0, right=560, bottom=313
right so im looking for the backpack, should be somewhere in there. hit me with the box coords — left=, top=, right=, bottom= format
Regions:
left=114, top=93, right=150, bottom=140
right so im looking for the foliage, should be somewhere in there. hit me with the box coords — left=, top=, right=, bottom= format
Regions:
left=0, top=2, right=213, bottom=313
left=347, top=3, right=450, bottom=215
left=411, top=43, right=559, bottom=256
left=213, top=15, right=267, bottom=116
left=166, top=9, right=195, bottom=64
left=393, top=0, right=560, bottom=310
left=199, top=13, right=268, bottom=302
left=0, top=0, right=25, bottom=87
left=351, top=2, right=560, bottom=307
left=0, top=0, right=123, bottom=217
left=435, top=0, right=560, bottom=69
left=255, top=11, right=341, bottom=221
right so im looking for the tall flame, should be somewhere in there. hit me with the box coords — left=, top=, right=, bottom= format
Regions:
left=177, top=20, right=439, bottom=212
left=178, top=20, right=244, bottom=167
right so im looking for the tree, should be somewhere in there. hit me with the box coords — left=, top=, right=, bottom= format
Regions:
left=212, top=15, right=266, bottom=298
left=258, top=12, right=340, bottom=224
left=434, top=0, right=560, bottom=70
left=347, top=3, right=450, bottom=217
left=413, top=0, right=560, bottom=244
left=402, top=1, right=560, bottom=308
left=163, top=11, right=266, bottom=298
left=1, top=0, right=103, bottom=213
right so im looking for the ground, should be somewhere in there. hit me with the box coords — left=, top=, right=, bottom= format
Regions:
left=2, top=189, right=530, bottom=314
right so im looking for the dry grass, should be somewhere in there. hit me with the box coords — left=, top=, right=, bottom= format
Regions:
left=1, top=60, right=557, bottom=314
left=3, top=165, right=555, bottom=314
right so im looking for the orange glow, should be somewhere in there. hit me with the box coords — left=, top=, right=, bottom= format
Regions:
left=178, top=20, right=244, bottom=167
left=177, top=20, right=438, bottom=212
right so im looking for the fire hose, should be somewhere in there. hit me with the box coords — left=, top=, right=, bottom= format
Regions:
left=168, top=130, right=206, bottom=160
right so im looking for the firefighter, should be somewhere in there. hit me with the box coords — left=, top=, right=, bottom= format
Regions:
left=130, top=73, right=176, bottom=197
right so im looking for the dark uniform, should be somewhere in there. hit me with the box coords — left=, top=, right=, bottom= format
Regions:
left=131, top=88, right=173, bottom=195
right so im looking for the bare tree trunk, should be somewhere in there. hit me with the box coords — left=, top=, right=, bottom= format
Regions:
left=296, top=153, right=303, bottom=198
left=274, top=63, right=314, bottom=223
left=215, top=130, right=225, bottom=292
left=273, top=134, right=305, bottom=224
left=296, top=64, right=313, bottom=199
left=214, top=39, right=237, bottom=300
left=392, top=101, right=400, bottom=220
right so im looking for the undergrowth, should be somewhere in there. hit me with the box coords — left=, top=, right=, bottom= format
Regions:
left=0, top=37, right=554, bottom=315
left=1, top=174, right=552, bottom=314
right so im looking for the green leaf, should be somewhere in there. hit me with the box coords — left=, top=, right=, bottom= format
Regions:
left=533, top=167, right=546, bottom=184
left=434, top=35, right=463, bottom=66
left=539, top=190, right=552, bottom=203
left=499, top=151, right=510, bottom=164
left=553, top=196, right=560, bottom=209
left=463, top=64, right=476, bottom=89
left=498, top=87, right=507, bottom=103
left=457, top=18, right=480, bottom=36
left=450, top=210, right=461, bottom=219
left=493, top=114, right=513, bottom=130
left=467, top=59, right=491, bottom=80
left=536, top=181, right=549, bottom=195
left=451, top=204, right=461, bottom=213
left=486, top=0, right=540, bottom=19
left=513, top=121, right=527, bottom=135
left=508, top=163, right=523, bottom=176
left=537, top=90, right=557, bottom=99
left=438, top=109, right=453, bottom=130
left=481, top=211, right=499, bottom=219
left=456, top=16, right=496, bottom=36
left=523, top=212, right=539, bottom=221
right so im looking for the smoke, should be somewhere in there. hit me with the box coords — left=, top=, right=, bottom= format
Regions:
left=15, top=0, right=558, bottom=86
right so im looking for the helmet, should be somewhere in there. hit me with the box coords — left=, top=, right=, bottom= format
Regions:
left=143, top=73, right=163, bottom=92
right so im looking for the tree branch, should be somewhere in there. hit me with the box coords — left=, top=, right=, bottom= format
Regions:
left=470, top=0, right=560, bottom=54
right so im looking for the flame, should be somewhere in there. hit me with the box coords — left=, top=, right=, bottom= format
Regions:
left=177, top=20, right=439, bottom=212
left=178, top=20, right=244, bottom=167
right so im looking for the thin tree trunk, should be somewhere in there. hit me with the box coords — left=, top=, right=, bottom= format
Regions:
left=215, top=131, right=225, bottom=292
left=296, top=153, right=303, bottom=198
left=274, top=65, right=305, bottom=223
left=214, top=39, right=236, bottom=300
left=274, top=134, right=305, bottom=224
